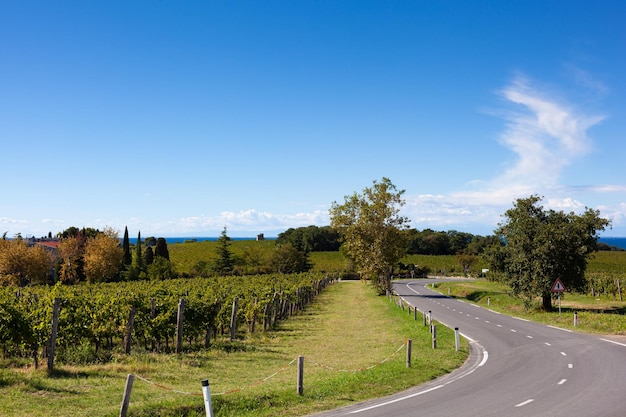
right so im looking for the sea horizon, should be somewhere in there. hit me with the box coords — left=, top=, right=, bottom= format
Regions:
left=126, top=236, right=626, bottom=250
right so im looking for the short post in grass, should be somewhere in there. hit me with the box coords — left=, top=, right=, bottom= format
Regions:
left=406, top=339, right=412, bottom=367
left=455, top=327, right=460, bottom=351
left=423, top=310, right=427, bottom=326
left=574, top=312, right=578, bottom=327
left=297, top=356, right=304, bottom=395
left=48, top=297, right=61, bottom=371
left=230, top=297, right=239, bottom=342
left=176, top=298, right=185, bottom=353
left=413, top=306, right=417, bottom=321
left=428, top=311, right=432, bottom=326
left=119, top=374, right=134, bottom=417
left=487, top=297, right=491, bottom=306
left=431, top=325, right=437, bottom=349
left=201, top=379, right=214, bottom=417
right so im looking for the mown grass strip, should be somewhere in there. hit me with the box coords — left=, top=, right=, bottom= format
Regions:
left=436, top=279, right=626, bottom=335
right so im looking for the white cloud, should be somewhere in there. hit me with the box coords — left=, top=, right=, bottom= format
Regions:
left=173, top=209, right=330, bottom=235
left=402, top=74, right=626, bottom=235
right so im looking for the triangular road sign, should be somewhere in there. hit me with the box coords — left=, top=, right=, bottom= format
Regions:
left=551, top=278, right=566, bottom=293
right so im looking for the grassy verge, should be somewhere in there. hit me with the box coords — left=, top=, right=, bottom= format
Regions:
left=434, top=279, right=626, bottom=335
left=0, top=281, right=467, bottom=417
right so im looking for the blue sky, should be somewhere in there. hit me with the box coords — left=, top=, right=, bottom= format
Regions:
left=2, top=1, right=625, bottom=238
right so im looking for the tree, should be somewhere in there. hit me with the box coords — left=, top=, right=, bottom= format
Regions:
left=486, top=195, right=610, bottom=310
left=154, top=238, right=169, bottom=260
left=270, top=243, right=311, bottom=274
left=0, top=239, right=54, bottom=285
left=143, top=245, right=154, bottom=266
left=276, top=226, right=341, bottom=252
left=58, top=235, right=86, bottom=283
left=329, top=177, right=410, bottom=294
left=212, top=227, right=235, bottom=276
left=83, top=227, right=123, bottom=283
left=132, top=231, right=144, bottom=272
left=122, top=226, right=132, bottom=266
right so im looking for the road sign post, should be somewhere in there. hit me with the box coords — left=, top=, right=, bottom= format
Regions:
left=551, top=279, right=567, bottom=314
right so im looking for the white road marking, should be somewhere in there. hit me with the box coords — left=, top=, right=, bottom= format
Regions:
left=558, top=379, right=567, bottom=385
left=601, top=338, right=626, bottom=348
left=515, top=399, right=534, bottom=407
left=349, top=385, right=444, bottom=414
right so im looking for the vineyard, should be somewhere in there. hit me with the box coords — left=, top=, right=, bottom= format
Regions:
left=0, top=273, right=334, bottom=364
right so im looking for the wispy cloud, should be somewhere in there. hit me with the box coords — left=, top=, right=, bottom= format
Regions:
left=174, top=209, right=330, bottom=235
left=403, top=73, right=626, bottom=233
left=494, top=75, right=603, bottom=187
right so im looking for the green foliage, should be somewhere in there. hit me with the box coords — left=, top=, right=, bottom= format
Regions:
left=122, top=227, right=131, bottom=266
left=211, top=227, right=235, bottom=276
left=270, top=244, right=311, bottom=274
left=0, top=273, right=332, bottom=363
left=154, top=238, right=170, bottom=260
left=486, top=195, right=610, bottom=310
left=330, top=178, right=409, bottom=294
left=276, top=225, right=340, bottom=252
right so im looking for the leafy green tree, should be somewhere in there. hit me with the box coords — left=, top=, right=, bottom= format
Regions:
left=486, top=195, right=610, bottom=310
left=143, top=245, right=154, bottom=266
left=144, top=236, right=157, bottom=247
left=270, top=243, right=311, bottom=274
left=147, top=256, right=174, bottom=280
left=154, top=238, right=170, bottom=260
left=329, top=177, right=410, bottom=294
left=212, top=227, right=235, bottom=276
left=276, top=226, right=340, bottom=252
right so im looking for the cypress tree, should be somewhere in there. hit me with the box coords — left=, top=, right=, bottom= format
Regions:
left=132, top=231, right=144, bottom=273
left=122, top=226, right=132, bottom=266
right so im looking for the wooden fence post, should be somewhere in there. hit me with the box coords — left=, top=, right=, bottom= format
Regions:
left=176, top=298, right=185, bottom=353
left=230, top=297, right=238, bottom=342
left=406, top=339, right=412, bottom=367
left=297, top=356, right=304, bottom=395
left=119, top=374, right=134, bottom=417
left=47, top=297, right=61, bottom=372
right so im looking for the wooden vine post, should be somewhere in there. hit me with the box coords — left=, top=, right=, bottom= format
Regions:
left=47, top=297, right=61, bottom=372
left=230, top=297, right=239, bottom=342
left=175, top=298, right=185, bottom=353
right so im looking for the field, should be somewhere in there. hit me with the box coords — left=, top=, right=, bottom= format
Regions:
left=2, top=241, right=625, bottom=416
left=0, top=281, right=466, bottom=417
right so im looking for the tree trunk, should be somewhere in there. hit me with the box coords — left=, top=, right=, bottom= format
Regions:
left=542, top=294, right=553, bottom=311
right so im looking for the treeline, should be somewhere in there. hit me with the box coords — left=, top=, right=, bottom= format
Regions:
left=278, top=226, right=497, bottom=256
left=0, top=226, right=314, bottom=286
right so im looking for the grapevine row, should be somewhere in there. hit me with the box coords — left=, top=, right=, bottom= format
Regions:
left=0, top=273, right=335, bottom=363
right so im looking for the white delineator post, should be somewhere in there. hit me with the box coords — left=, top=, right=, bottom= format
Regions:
left=202, top=379, right=214, bottom=417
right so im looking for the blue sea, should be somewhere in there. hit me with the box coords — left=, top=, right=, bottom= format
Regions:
left=127, top=236, right=275, bottom=245
left=598, top=237, right=626, bottom=250
left=126, top=236, right=626, bottom=249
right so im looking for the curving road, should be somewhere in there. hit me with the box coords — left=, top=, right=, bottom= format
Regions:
left=312, top=278, right=626, bottom=417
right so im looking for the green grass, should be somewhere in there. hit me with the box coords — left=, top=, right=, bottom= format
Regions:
left=0, top=281, right=467, bottom=417
left=434, top=279, right=626, bottom=335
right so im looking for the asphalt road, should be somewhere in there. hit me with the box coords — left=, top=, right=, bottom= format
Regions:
left=311, top=278, right=626, bottom=417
